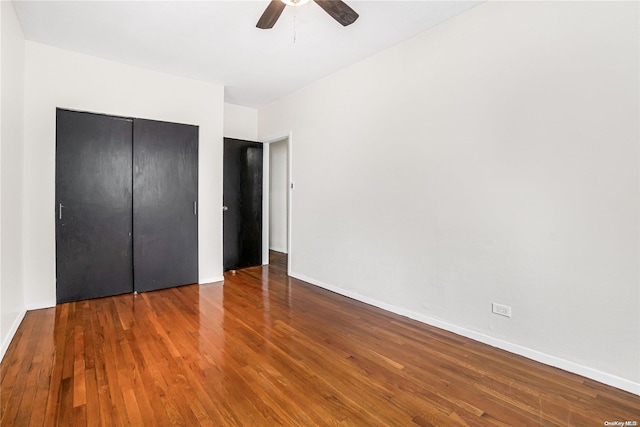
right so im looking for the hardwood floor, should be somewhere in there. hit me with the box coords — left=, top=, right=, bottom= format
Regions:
left=2, top=252, right=638, bottom=426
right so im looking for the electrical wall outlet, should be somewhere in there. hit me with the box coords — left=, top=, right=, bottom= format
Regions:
left=492, top=303, right=511, bottom=317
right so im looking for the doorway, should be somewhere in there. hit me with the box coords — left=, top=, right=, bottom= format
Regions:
left=268, top=138, right=288, bottom=254
left=263, top=134, right=291, bottom=274
left=222, top=134, right=292, bottom=274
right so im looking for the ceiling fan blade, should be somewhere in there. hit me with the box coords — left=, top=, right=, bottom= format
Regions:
left=257, top=0, right=287, bottom=29
left=313, top=0, right=359, bottom=26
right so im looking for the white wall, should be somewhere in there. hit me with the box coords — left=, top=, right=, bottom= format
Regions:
left=0, top=0, right=26, bottom=360
left=224, top=103, right=258, bottom=141
left=23, top=42, right=225, bottom=308
left=259, top=1, right=639, bottom=394
left=269, top=139, right=288, bottom=253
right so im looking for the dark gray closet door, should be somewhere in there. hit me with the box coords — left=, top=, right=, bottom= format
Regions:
left=55, top=109, right=134, bottom=304
left=133, top=119, right=198, bottom=293
left=223, top=138, right=263, bottom=271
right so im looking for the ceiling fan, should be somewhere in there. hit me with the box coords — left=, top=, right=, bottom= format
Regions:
left=257, top=0, right=359, bottom=29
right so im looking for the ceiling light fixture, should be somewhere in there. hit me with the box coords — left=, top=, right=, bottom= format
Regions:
left=280, top=0, right=311, bottom=6
left=257, top=0, right=358, bottom=30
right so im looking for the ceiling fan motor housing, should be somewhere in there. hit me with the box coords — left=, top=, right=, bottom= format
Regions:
left=257, top=0, right=359, bottom=29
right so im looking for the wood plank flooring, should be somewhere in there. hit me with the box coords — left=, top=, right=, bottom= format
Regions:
left=2, top=251, right=639, bottom=426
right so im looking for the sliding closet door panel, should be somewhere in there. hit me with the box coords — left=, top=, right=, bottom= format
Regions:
left=55, top=109, right=134, bottom=303
left=133, top=119, right=198, bottom=293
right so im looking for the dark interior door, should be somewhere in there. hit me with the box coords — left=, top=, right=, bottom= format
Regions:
left=223, top=138, right=263, bottom=271
left=56, top=109, right=134, bottom=303
left=133, top=119, right=198, bottom=292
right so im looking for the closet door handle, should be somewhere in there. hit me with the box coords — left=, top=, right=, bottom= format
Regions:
left=194, top=201, right=197, bottom=216
left=59, top=203, right=64, bottom=220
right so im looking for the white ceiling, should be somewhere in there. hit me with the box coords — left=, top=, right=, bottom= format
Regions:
left=13, top=0, right=482, bottom=108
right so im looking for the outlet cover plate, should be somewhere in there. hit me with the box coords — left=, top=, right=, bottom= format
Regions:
left=492, top=303, right=512, bottom=317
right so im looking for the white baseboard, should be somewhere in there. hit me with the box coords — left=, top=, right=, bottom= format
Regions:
left=289, top=270, right=640, bottom=396
left=27, top=300, right=56, bottom=311
left=199, top=276, right=224, bottom=285
left=0, top=309, right=27, bottom=362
